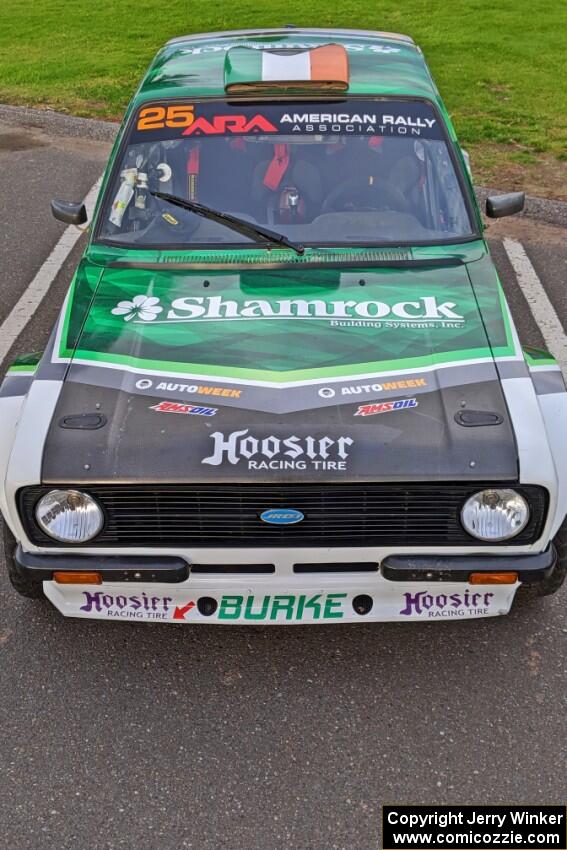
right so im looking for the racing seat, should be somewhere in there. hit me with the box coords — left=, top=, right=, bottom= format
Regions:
left=251, top=145, right=324, bottom=224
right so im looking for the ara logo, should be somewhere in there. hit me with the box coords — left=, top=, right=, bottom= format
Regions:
left=202, top=429, right=354, bottom=471
left=183, top=114, right=278, bottom=136
left=260, top=508, right=305, bottom=525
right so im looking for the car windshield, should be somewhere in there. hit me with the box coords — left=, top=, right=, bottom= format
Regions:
left=97, top=98, right=474, bottom=248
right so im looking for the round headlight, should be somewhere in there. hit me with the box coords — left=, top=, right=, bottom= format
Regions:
left=461, top=489, right=529, bottom=541
left=35, top=490, right=104, bottom=543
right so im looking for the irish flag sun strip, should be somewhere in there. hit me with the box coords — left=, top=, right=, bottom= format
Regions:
left=224, top=44, right=350, bottom=93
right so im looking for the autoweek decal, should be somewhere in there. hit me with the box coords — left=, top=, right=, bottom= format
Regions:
left=56, top=264, right=516, bottom=386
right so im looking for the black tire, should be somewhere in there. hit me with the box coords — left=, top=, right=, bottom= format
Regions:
left=520, top=520, right=567, bottom=599
left=1, top=517, right=44, bottom=599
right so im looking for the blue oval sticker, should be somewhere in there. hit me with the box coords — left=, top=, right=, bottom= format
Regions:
left=260, top=508, right=304, bottom=525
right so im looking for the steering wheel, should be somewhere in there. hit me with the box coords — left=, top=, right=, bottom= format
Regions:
left=321, top=177, right=411, bottom=214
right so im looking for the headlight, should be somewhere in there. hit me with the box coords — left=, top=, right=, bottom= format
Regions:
left=35, top=490, right=104, bottom=542
left=461, top=489, right=529, bottom=541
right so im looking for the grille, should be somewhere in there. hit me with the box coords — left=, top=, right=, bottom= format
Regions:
left=19, top=483, right=548, bottom=548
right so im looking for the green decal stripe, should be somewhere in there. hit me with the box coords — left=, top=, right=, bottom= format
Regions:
left=497, top=281, right=517, bottom=355
left=57, top=274, right=78, bottom=358
left=56, top=258, right=517, bottom=381
left=7, top=364, right=38, bottom=374
left=71, top=344, right=503, bottom=383
left=523, top=346, right=558, bottom=367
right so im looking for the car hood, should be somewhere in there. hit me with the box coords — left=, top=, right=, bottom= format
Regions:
left=42, top=256, right=519, bottom=483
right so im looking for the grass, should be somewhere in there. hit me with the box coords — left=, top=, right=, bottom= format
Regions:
left=1, top=0, right=566, bottom=195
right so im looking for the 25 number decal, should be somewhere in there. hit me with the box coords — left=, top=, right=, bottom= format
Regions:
left=137, top=105, right=195, bottom=131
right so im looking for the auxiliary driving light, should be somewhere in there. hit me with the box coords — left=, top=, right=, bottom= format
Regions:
left=35, top=489, right=104, bottom=543
left=461, top=489, right=529, bottom=541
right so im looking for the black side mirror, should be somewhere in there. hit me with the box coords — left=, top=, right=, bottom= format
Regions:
left=486, top=192, right=525, bottom=219
left=51, top=199, right=88, bottom=226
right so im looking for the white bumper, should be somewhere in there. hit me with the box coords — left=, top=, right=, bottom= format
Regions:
left=44, top=573, right=519, bottom=624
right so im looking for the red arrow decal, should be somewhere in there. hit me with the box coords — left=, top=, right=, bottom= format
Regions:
left=173, top=601, right=196, bottom=620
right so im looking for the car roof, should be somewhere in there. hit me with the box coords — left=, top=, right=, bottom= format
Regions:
left=133, top=28, right=443, bottom=108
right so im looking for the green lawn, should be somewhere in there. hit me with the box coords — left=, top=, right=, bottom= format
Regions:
left=1, top=0, right=565, bottom=193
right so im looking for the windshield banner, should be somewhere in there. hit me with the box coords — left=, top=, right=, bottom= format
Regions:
left=131, top=99, right=445, bottom=143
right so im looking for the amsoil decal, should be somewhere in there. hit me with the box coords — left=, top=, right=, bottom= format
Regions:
left=399, top=589, right=496, bottom=618
left=112, top=294, right=464, bottom=328
left=202, top=429, right=354, bottom=471
left=355, top=398, right=417, bottom=416
left=150, top=400, right=217, bottom=416
left=130, top=99, right=444, bottom=142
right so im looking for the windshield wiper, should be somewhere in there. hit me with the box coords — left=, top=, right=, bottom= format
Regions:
left=151, top=191, right=305, bottom=256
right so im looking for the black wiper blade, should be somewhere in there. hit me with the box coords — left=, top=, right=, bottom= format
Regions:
left=151, top=191, right=305, bottom=256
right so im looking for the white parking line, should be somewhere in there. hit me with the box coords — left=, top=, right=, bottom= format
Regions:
left=0, top=177, right=102, bottom=365
left=504, top=237, right=567, bottom=375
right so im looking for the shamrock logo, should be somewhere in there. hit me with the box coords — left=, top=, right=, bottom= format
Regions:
left=111, top=295, right=163, bottom=322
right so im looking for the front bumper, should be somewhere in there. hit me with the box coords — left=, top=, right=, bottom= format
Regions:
left=16, top=547, right=557, bottom=624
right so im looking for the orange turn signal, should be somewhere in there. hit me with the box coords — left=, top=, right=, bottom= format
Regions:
left=53, top=571, right=102, bottom=585
left=469, top=571, right=518, bottom=585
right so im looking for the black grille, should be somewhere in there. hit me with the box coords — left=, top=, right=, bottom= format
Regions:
left=19, top=483, right=548, bottom=548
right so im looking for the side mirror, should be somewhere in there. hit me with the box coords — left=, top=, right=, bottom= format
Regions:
left=51, top=199, right=88, bottom=226
left=486, top=192, right=525, bottom=219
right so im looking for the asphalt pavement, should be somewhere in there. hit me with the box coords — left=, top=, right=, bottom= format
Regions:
left=0, top=112, right=566, bottom=850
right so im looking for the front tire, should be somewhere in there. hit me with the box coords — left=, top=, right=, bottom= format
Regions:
left=520, top=520, right=567, bottom=599
left=1, top=517, right=44, bottom=599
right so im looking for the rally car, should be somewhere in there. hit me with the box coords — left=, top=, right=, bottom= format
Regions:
left=1, top=28, right=566, bottom=624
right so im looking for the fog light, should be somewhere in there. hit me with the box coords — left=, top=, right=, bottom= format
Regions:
left=461, top=489, right=529, bottom=541
left=36, top=490, right=104, bottom=542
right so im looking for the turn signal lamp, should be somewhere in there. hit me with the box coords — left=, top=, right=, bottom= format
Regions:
left=468, top=572, right=518, bottom=585
left=53, top=571, right=102, bottom=585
